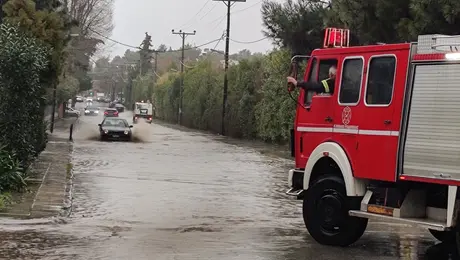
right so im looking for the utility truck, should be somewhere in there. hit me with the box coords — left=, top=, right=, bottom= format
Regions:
left=286, top=27, right=460, bottom=250
left=133, top=101, right=153, bottom=124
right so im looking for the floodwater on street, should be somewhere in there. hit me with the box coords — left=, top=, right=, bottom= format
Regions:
left=0, top=102, right=455, bottom=260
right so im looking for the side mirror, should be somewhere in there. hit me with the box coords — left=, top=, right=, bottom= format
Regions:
left=287, top=61, right=299, bottom=92
left=129, top=125, right=133, bottom=128
left=289, top=61, right=299, bottom=79
left=98, top=124, right=101, bottom=127
left=287, top=55, right=310, bottom=92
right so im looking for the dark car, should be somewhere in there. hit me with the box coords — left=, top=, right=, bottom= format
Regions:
left=98, top=118, right=133, bottom=141
left=84, top=106, right=100, bottom=116
left=103, top=108, right=119, bottom=117
left=114, top=103, right=125, bottom=113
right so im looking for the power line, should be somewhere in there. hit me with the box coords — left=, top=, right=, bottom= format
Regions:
left=198, top=3, right=218, bottom=20
left=183, top=2, right=218, bottom=30
left=210, top=15, right=227, bottom=32
left=192, top=0, right=259, bottom=29
left=177, top=0, right=212, bottom=29
left=230, top=36, right=268, bottom=44
left=88, top=27, right=222, bottom=53
left=212, top=31, right=226, bottom=50
left=180, top=60, right=195, bottom=69
left=89, top=28, right=140, bottom=49
left=232, top=0, right=261, bottom=14
left=181, top=38, right=223, bottom=51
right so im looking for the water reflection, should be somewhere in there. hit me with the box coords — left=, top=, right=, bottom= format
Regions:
left=424, top=242, right=459, bottom=260
left=0, top=106, right=453, bottom=259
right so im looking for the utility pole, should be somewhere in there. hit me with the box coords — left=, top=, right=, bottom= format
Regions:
left=213, top=0, right=246, bottom=136
left=111, top=76, right=116, bottom=101
left=172, top=29, right=196, bottom=125
left=153, top=51, right=158, bottom=82
left=151, top=51, right=159, bottom=118
left=50, top=32, right=80, bottom=133
left=49, top=81, right=57, bottom=133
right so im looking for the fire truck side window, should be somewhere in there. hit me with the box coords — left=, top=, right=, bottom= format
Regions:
left=339, top=58, right=364, bottom=104
left=365, top=56, right=396, bottom=105
left=318, top=59, right=338, bottom=81
left=304, top=58, right=337, bottom=105
left=308, top=58, right=318, bottom=82
left=304, top=58, right=318, bottom=105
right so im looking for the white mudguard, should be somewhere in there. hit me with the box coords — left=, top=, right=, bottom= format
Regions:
left=303, top=142, right=367, bottom=197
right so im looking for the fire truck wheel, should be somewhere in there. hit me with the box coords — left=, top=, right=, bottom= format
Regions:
left=303, top=175, right=368, bottom=247
left=429, top=229, right=455, bottom=242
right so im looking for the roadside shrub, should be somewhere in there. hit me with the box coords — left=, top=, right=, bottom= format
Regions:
left=0, top=23, right=49, bottom=167
left=152, top=49, right=296, bottom=143
left=0, top=193, right=12, bottom=211
left=0, top=145, right=25, bottom=193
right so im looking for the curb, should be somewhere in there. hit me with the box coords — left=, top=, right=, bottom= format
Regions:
left=0, top=118, right=77, bottom=219
left=60, top=141, right=74, bottom=217
left=60, top=117, right=78, bottom=217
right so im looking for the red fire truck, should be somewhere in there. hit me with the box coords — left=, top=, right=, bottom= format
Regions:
left=286, top=27, right=460, bottom=249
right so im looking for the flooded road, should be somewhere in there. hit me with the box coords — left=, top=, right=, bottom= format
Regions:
left=0, top=102, right=451, bottom=259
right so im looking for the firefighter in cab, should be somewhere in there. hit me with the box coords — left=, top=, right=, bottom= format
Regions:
left=287, top=65, right=337, bottom=94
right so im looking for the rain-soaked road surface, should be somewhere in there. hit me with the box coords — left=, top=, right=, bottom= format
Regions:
left=0, top=102, right=454, bottom=260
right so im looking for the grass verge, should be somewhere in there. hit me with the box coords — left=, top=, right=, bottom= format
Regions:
left=0, top=192, right=13, bottom=211
left=66, top=163, right=73, bottom=178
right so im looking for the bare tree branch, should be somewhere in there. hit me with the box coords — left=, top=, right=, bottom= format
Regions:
left=67, top=0, right=113, bottom=41
left=64, top=0, right=114, bottom=84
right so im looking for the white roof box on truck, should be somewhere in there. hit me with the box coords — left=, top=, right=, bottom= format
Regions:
left=417, top=34, right=460, bottom=54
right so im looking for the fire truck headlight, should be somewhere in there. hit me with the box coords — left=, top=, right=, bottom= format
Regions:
left=445, top=53, right=460, bottom=60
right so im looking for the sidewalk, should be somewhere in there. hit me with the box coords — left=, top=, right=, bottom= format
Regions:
left=0, top=117, right=77, bottom=218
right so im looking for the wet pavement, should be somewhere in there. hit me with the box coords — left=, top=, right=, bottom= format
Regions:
left=0, top=102, right=454, bottom=259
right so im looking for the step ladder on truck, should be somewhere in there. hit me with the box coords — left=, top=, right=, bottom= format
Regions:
left=286, top=27, right=460, bottom=249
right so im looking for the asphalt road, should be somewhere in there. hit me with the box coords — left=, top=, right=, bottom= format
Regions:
left=0, top=102, right=454, bottom=260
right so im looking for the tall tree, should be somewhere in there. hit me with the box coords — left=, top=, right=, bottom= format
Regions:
left=140, top=32, right=152, bottom=76
left=325, top=0, right=411, bottom=44
left=34, top=0, right=61, bottom=10
left=407, top=0, right=460, bottom=40
left=3, top=0, right=72, bottom=100
left=262, top=0, right=460, bottom=52
left=66, top=0, right=113, bottom=37
left=157, top=44, right=168, bottom=52
left=261, top=0, right=326, bottom=54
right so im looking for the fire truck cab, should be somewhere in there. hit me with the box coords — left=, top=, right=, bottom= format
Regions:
left=287, top=28, right=460, bottom=248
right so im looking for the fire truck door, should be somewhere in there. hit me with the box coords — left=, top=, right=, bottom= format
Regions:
left=357, top=55, right=397, bottom=182
left=297, top=57, right=337, bottom=160
left=334, top=57, right=364, bottom=172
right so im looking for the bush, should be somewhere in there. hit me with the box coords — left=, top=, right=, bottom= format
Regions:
left=152, top=49, right=297, bottom=143
left=0, top=145, right=25, bottom=193
left=0, top=193, right=12, bottom=211
left=0, top=23, right=49, bottom=168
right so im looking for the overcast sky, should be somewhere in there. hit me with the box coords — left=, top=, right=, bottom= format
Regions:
left=107, top=0, right=282, bottom=57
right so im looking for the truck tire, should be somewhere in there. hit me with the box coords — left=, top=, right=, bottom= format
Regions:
left=303, top=174, right=368, bottom=247
left=429, top=229, right=455, bottom=242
